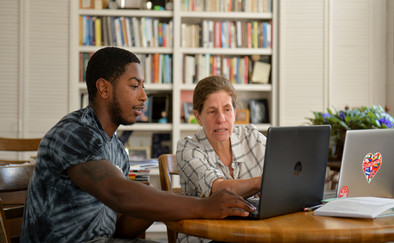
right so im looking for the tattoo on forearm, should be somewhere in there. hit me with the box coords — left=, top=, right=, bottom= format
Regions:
left=71, top=161, right=118, bottom=193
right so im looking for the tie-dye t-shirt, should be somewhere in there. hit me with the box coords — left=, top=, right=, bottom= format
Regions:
left=21, top=106, right=130, bottom=242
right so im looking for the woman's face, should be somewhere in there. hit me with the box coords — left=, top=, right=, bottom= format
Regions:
left=194, top=90, right=236, bottom=146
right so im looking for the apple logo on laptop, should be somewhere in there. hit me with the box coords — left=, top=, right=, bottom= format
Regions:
left=294, top=161, right=302, bottom=176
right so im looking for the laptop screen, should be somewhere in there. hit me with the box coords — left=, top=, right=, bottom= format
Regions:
left=337, top=129, right=394, bottom=198
left=255, top=125, right=331, bottom=219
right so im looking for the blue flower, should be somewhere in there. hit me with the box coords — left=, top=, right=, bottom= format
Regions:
left=321, top=113, right=331, bottom=122
left=338, top=111, right=346, bottom=121
left=378, top=117, right=392, bottom=128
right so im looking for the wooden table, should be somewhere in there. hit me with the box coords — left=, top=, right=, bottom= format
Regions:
left=165, top=212, right=394, bottom=242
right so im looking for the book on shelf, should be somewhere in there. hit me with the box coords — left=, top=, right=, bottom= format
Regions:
left=314, top=197, right=394, bottom=219
left=158, top=53, right=163, bottom=84
left=78, top=52, right=172, bottom=87
left=137, top=53, right=172, bottom=84
left=184, top=55, right=196, bottom=84
left=79, top=52, right=94, bottom=82
left=153, top=53, right=159, bottom=83
left=143, top=54, right=152, bottom=84
left=95, top=17, right=102, bottom=46
left=102, top=17, right=108, bottom=46
left=251, top=61, right=271, bottom=84
left=183, top=54, right=256, bottom=84
left=141, top=17, right=148, bottom=47
left=80, top=16, right=173, bottom=48
left=131, top=17, right=141, bottom=47
left=181, top=20, right=271, bottom=49
left=153, top=19, right=159, bottom=47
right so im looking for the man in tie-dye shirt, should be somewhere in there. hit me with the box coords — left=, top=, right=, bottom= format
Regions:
left=21, top=47, right=255, bottom=243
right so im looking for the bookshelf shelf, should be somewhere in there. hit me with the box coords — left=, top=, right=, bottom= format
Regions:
left=180, top=48, right=272, bottom=55
left=78, top=82, right=172, bottom=91
left=79, top=46, right=173, bottom=54
left=180, top=83, right=272, bottom=91
left=79, top=9, right=173, bottom=17
left=119, top=123, right=172, bottom=132
left=70, top=0, right=277, bottom=154
left=179, top=123, right=271, bottom=132
left=179, top=11, right=273, bottom=19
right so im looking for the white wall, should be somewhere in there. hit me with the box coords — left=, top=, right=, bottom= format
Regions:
left=387, top=1, right=394, bottom=112
left=0, top=1, right=20, bottom=137
left=279, top=0, right=389, bottom=126
left=0, top=0, right=70, bottom=138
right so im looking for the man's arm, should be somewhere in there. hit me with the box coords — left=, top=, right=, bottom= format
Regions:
left=66, top=160, right=255, bottom=221
left=211, top=176, right=261, bottom=198
left=114, top=214, right=153, bottom=238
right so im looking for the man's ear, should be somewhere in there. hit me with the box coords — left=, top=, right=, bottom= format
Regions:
left=96, top=78, right=110, bottom=99
left=193, top=110, right=202, bottom=126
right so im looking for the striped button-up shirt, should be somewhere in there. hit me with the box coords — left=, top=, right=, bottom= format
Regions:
left=176, top=124, right=266, bottom=198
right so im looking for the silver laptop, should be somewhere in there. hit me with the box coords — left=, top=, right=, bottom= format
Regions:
left=336, top=129, right=394, bottom=198
left=247, top=125, right=331, bottom=219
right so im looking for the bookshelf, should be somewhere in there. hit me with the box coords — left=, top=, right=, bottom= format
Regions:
left=69, top=0, right=277, bottom=154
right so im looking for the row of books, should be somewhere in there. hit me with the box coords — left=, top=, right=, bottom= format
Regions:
left=182, top=0, right=272, bottom=13
left=181, top=20, right=272, bottom=49
left=183, top=54, right=271, bottom=85
left=79, top=52, right=172, bottom=84
left=139, top=54, right=173, bottom=84
left=80, top=15, right=173, bottom=47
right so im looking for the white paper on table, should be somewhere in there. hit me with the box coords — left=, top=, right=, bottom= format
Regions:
left=314, top=197, right=394, bottom=219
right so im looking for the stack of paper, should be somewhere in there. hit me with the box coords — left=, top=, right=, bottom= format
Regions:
left=129, top=159, right=158, bottom=182
left=314, top=197, right=394, bottom=219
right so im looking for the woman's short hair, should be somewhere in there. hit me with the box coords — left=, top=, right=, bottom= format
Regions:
left=193, top=75, right=238, bottom=114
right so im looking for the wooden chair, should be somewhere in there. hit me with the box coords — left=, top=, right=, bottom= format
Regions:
left=158, top=154, right=181, bottom=243
left=0, top=200, right=10, bottom=243
left=0, top=164, right=34, bottom=243
left=0, top=137, right=41, bottom=165
left=0, top=137, right=40, bottom=242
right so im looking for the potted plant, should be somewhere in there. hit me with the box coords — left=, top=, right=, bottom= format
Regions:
left=307, top=106, right=394, bottom=161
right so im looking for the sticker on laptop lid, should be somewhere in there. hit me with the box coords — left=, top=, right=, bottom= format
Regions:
left=362, top=152, right=382, bottom=183
left=338, top=186, right=349, bottom=198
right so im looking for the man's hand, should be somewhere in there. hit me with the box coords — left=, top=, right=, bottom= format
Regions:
left=202, top=189, right=256, bottom=219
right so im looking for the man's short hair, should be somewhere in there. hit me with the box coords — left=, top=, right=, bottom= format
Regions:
left=86, top=47, right=141, bottom=103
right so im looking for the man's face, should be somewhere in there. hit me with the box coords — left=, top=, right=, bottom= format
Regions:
left=110, top=63, right=147, bottom=126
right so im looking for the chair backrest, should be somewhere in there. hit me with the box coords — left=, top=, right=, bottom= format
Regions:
left=158, top=154, right=180, bottom=193
left=0, top=137, right=41, bottom=152
left=0, top=137, right=41, bottom=165
left=0, top=164, right=34, bottom=242
left=158, top=154, right=180, bottom=243
left=0, top=164, right=35, bottom=205
left=0, top=137, right=39, bottom=242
